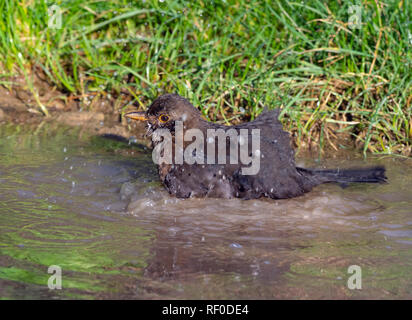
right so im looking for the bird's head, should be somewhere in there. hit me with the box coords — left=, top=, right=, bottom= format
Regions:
left=125, top=94, right=202, bottom=136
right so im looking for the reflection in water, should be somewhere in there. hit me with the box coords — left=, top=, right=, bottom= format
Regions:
left=0, top=123, right=411, bottom=299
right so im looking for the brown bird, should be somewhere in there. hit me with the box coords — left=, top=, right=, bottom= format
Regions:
left=125, top=93, right=386, bottom=199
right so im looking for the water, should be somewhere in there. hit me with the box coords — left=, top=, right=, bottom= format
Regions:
left=0, top=122, right=411, bottom=299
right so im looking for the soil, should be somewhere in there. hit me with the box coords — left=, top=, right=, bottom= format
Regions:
left=0, top=72, right=149, bottom=145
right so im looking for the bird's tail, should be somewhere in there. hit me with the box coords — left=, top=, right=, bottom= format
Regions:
left=297, top=165, right=387, bottom=185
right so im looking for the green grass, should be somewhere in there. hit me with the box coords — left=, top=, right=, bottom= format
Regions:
left=0, top=0, right=411, bottom=155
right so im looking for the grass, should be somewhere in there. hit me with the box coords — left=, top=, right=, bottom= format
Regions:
left=0, top=0, right=411, bottom=155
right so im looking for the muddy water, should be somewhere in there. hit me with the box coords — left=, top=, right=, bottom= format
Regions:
left=0, top=122, right=411, bottom=299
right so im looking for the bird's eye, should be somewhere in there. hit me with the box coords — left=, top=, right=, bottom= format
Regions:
left=158, top=114, right=169, bottom=123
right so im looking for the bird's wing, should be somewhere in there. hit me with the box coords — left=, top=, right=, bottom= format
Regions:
left=232, top=109, right=312, bottom=198
left=235, top=108, right=296, bottom=168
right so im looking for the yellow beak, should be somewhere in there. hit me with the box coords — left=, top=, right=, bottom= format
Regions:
left=124, top=111, right=148, bottom=121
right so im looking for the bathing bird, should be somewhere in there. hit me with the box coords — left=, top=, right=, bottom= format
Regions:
left=125, top=94, right=386, bottom=199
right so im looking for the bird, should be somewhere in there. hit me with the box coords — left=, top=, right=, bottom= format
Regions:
left=125, top=93, right=387, bottom=199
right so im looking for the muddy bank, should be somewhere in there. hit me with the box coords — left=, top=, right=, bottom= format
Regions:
left=0, top=73, right=409, bottom=156
left=0, top=85, right=344, bottom=156
left=0, top=73, right=150, bottom=145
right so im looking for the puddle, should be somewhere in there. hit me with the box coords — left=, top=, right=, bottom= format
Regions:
left=0, top=122, right=411, bottom=299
